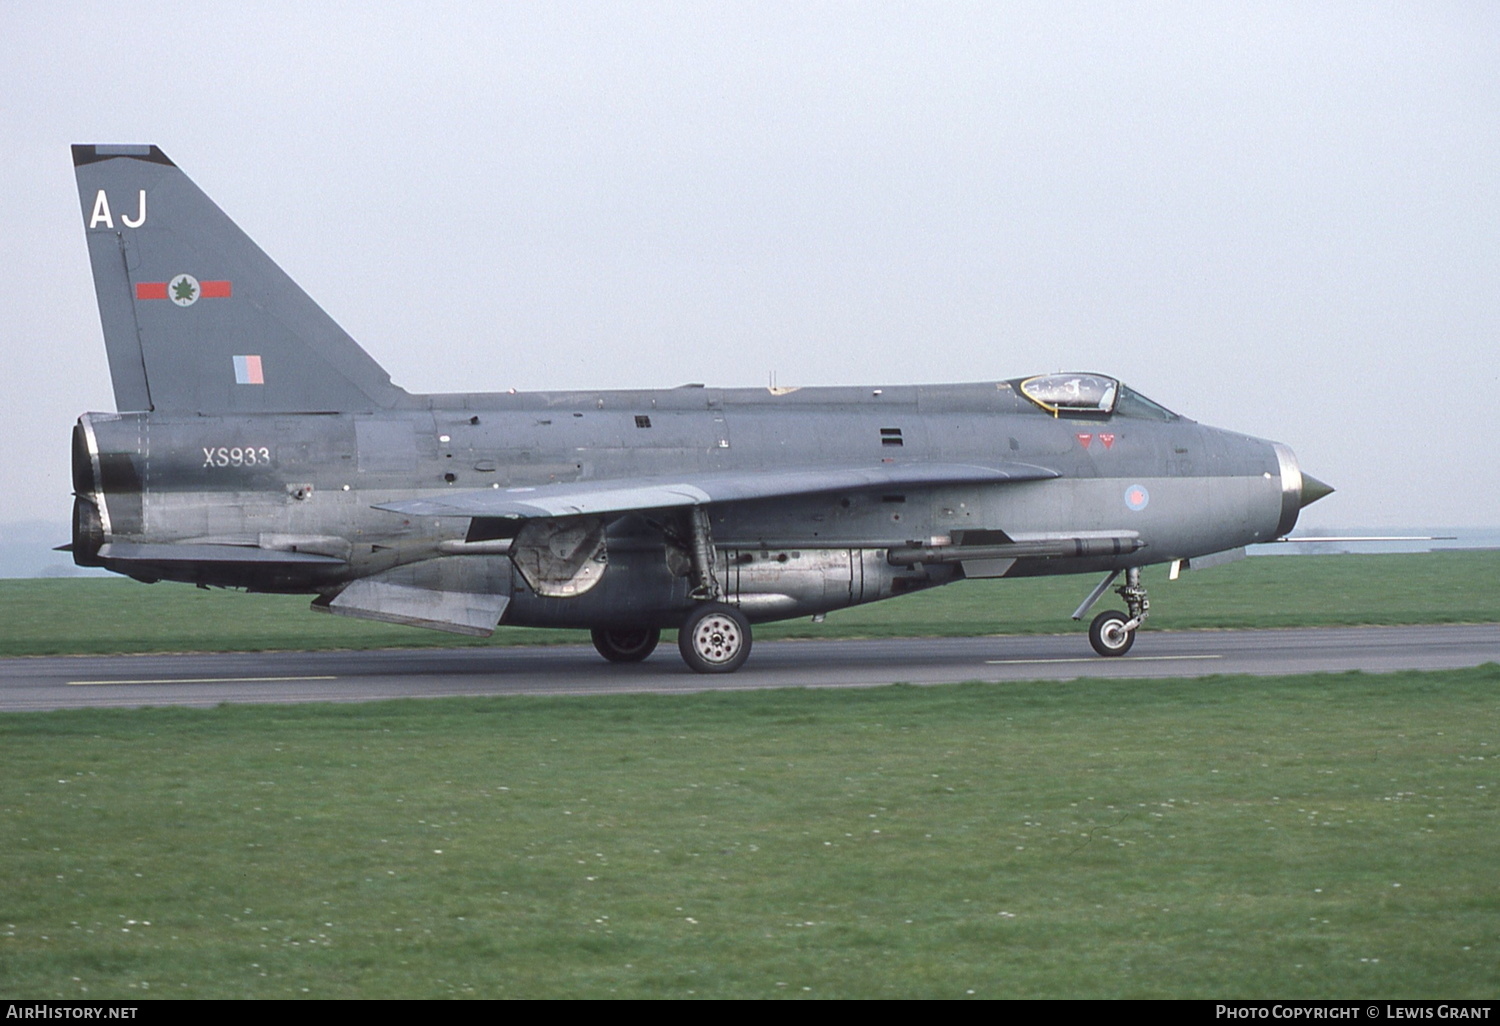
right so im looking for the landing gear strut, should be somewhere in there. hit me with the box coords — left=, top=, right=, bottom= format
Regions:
left=686, top=506, right=720, bottom=602
left=675, top=505, right=753, bottom=673
left=1084, top=567, right=1150, bottom=657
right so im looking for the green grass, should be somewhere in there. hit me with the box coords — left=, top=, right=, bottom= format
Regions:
left=5, top=552, right=1498, bottom=657
left=1, top=668, right=1496, bottom=998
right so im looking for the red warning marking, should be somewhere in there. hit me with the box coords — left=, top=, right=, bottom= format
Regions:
left=1100, top=433, right=1115, bottom=449
left=1076, top=433, right=1092, bottom=449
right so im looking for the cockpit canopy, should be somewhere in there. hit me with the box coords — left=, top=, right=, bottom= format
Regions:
left=1016, top=373, right=1178, bottom=421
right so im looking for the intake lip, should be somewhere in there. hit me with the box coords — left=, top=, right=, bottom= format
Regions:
left=1271, top=443, right=1335, bottom=537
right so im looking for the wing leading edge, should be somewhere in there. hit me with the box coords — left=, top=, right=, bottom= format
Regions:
left=376, top=462, right=1059, bottom=520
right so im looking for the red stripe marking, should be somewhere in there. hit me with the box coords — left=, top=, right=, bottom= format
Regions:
left=135, top=282, right=168, bottom=300
left=200, top=280, right=232, bottom=298
left=245, top=354, right=264, bottom=385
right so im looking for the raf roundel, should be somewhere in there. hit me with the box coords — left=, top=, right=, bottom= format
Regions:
left=168, top=273, right=200, bottom=307
left=1124, top=484, right=1150, bottom=512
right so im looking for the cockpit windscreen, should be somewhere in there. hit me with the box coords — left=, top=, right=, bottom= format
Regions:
left=1019, top=374, right=1118, bottom=414
left=1018, top=373, right=1179, bottom=421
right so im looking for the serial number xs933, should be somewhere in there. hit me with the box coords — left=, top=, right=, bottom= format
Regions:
left=203, top=446, right=272, bottom=468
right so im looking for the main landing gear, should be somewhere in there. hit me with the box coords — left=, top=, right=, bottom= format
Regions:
left=591, top=627, right=661, bottom=663
left=678, top=602, right=752, bottom=674
left=674, top=506, right=751, bottom=673
left=1078, top=567, right=1150, bottom=658
left=589, top=609, right=752, bottom=673
left=589, top=505, right=753, bottom=674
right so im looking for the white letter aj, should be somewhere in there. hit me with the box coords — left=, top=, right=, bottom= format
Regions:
left=89, top=189, right=112, bottom=228
left=89, top=190, right=146, bottom=229
left=121, top=190, right=146, bottom=228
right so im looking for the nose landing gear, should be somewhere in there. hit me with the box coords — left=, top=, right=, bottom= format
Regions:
left=1088, top=609, right=1135, bottom=656
left=1080, top=567, right=1150, bottom=657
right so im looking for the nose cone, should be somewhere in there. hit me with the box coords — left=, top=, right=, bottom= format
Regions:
left=1271, top=443, right=1333, bottom=537
left=1300, top=473, right=1335, bottom=508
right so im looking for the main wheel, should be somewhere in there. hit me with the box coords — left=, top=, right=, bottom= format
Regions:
left=591, top=627, right=661, bottom=663
left=1088, top=610, right=1135, bottom=657
left=678, top=603, right=752, bottom=674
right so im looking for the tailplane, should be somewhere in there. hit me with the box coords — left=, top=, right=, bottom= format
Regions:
left=73, top=144, right=409, bottom=414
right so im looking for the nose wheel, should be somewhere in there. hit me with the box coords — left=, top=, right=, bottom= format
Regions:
left=1088, top=610, right=1135, bottom=656
left=679, top=603, right=752, bottom=674
left=1082, top=567, right=1150, bottom=657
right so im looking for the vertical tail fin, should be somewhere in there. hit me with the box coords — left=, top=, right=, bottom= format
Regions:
left=73, top=144, right=409, bottom=414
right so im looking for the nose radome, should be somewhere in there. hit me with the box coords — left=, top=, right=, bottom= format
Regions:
left=1271, top=443, right=1333, bottom=537
left=1300, top=473, right=1335, bottom=508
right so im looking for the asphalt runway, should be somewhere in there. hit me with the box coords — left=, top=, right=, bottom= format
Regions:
left=1, top=623, right=1496, bottom=712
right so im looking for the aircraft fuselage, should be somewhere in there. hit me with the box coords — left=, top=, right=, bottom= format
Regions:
left=67, top=144, right=1326, bottom=670
left=73, top=377, right=1295, bottom=631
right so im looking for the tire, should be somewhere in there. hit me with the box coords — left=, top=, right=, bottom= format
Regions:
left=591, top=627, right=661, bottom=663
left=1088, top=610, right=1135, bottom=657
left=678, top=603, right=752, bottom=674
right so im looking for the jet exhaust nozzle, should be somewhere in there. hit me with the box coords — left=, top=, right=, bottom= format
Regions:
left=71, top=496, right=105, bottom=566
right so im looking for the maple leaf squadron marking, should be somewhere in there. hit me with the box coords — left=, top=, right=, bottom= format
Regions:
left=169, top=274, right=200, bottom=307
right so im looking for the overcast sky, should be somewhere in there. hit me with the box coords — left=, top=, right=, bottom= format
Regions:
left=3, top=2, right=1497, bottom=529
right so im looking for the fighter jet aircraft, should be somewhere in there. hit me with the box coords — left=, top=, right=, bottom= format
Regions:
left=66, top=144, right=1331, bottom=672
